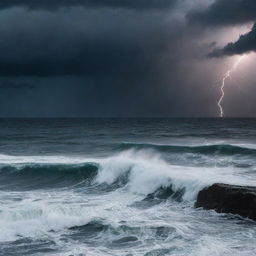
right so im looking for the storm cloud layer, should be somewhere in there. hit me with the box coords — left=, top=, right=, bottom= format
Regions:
left=0, top=9, right=176, bottom=77
left=0, top=0, right=177, bottom=10
left=188, top=0, right=256, bottom=57
left=209, top=23, right=256, bottom=57
left=188, top=0, right=256, bottom=26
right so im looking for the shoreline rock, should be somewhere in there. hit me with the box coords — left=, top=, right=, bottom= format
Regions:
left=195, top=183, right=256, bottom=221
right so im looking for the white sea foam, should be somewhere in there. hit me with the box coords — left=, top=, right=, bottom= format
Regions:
left=0, top=189, right=140, bottom=242
left=0, top=150, right=255, bottom=201
left=0, top=153, right=93, bottom=165
left=95, top=150, right=256, bottom=200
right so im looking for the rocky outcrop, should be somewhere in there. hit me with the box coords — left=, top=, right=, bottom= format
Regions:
left=195, top=183, right=256, bottom=221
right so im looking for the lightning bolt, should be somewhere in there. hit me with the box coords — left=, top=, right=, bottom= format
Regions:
left=217, top=56, right=244, bottom=117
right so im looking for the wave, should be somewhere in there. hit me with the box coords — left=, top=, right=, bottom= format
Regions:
left=118, top=142, right=256, bottom=156
left=0, top=163, right=98, bottom=190
left=94, top=150, right=254, bottom=201
left=0, top=150, right=254, bottom=197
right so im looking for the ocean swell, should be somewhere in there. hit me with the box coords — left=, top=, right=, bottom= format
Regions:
left=118, top=142, right=256, bottom=156
left=0, top=163, right=98, bottom=190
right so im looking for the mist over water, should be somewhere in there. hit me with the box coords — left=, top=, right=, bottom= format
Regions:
left=0, top=118, right=256, bottom=256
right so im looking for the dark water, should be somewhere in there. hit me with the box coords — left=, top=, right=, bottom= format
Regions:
left=0, top=118, right=256, bottom=256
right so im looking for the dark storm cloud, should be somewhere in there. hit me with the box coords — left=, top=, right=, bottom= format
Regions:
left=1, top=1, right=255, bottom=117
left=187, top=0, right=256, bottom=57
left=187, top=0, right=256, bottom=26
left=0, top=8, right=180, bottom=77
left=0, top=40, right=143, bottom=77
left=209, top=23, right=256, bottom=57
left=0, top=0, right=177, bottom=11
left=0, top=6, right=199, bottom=117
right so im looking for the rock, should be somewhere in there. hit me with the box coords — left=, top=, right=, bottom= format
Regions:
left=195, top=183, right=256, bottom=220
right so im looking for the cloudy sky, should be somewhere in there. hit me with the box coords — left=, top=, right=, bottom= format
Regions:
left=0, top=0, right=255, bottom=117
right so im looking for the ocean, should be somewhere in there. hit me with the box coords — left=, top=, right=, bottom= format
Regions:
left=0, top=118, right=256, bottom=256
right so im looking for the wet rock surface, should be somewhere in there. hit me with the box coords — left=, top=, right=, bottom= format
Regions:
left=195, top=183, right=256, bottom=221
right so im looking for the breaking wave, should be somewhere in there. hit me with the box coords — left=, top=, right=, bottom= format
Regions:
left=0, top=150, right=253, bottom=200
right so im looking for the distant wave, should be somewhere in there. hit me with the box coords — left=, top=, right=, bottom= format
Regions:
left=118, top=142, right=256, bottom=155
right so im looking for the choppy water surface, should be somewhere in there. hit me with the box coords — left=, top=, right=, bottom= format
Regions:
left=0, top=118, right=256, bottom=256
